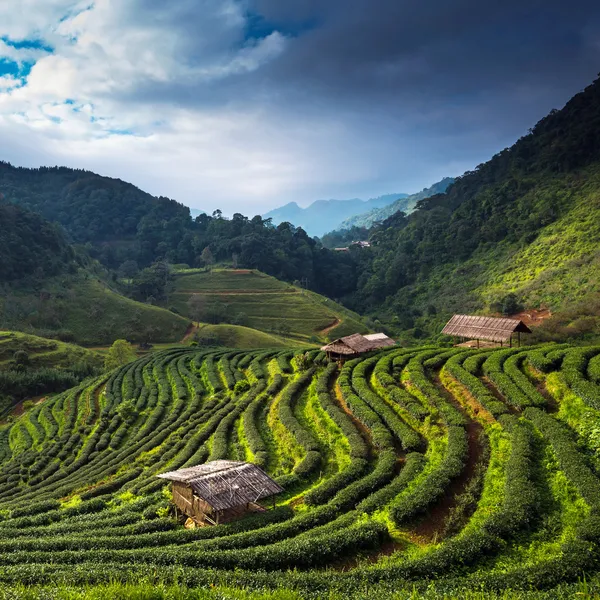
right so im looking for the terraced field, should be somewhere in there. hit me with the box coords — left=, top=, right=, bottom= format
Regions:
left=1, top=343, right=600, bottom=597
left=171, top=269, right=367, bottom=341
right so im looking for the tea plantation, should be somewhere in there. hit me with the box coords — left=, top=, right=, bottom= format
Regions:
left=1, top=343, right=600, bottom=598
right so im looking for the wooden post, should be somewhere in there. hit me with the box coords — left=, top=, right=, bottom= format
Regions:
left=477, top=339, right=480, bottom=349
left=518, top=331, right=521, bottom=347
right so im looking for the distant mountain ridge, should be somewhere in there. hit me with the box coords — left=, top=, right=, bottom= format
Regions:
left=263, top=192, right=408, bottom=237
left=337, top=177, right=455, bottom=230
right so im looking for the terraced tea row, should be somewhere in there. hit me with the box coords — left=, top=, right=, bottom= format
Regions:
left=0, top=343, right=599, bottom=597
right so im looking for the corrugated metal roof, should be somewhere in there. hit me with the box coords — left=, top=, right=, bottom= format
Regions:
left=157, top=461, right=283, bottom=511
left=442, top=315, right=532, bottom=343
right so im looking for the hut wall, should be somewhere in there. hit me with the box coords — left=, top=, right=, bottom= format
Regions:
left=172, top=482, right=193, bottom=510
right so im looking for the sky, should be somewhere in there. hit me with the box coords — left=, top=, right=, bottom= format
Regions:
left=0, top=1, right=599, bottom=215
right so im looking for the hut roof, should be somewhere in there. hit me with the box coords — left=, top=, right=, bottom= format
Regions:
left=442, top=315, right=532, bottom=343
left=157, top=460, right=283, bottom=511
left=363, top=333, right=396, bottom=349
left=321, top=332, right=395, bottom=355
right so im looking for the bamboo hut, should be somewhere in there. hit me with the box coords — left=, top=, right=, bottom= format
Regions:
left=157, top=460, right=283, bottom=526
left=321, top=332, right=395, bottom=361
left=442, top=315, right=532, bottom=347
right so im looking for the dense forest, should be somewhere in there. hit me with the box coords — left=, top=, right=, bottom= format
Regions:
left=2, top=75, right=600, bottom=345
left=336, top=75, right=600, bottom=340
left=0, top=165, right=359, bottom=301
left=0, top=202, right=76, bottom=282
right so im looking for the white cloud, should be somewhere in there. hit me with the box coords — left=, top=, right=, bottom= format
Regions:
left=1, top=0, right=594, bottom=214
left=0, top=0, right=381, bottom=213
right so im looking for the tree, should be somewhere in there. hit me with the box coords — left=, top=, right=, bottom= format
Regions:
left=200, top=247, right=214, bottom=271
left=13, top=351, right=29, bottom=367
left=187, top=294, right=205, bottom=325
left=104, top=340, right=137, bottom=371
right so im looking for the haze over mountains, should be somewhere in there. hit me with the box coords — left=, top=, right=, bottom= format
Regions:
left=262, top=193, right=408, bottom=237
left=338, top=178, right=455, bottom=231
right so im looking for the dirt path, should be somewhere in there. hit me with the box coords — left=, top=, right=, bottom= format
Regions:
left=320, top=318, right=341, bottom=337
left=408, top=373, right=486, bottom=544
left=333, top=381, right=374, bottom=457
left=482, top=376, right=520, bottom=414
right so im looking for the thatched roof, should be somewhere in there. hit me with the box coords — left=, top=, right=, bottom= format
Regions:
left=364, top=333, right=396, bottom=349
left=321, top=332, right=395, bottom=355
left=442, top=315, right=532, bottom=343
left=157, top=460, right=283, bottom=511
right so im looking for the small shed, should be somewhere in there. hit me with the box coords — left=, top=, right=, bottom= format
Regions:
left=321, top=332, right=395, bottom=361
left=363, top=333, right=396, bottom=349
left=442, top=315, right=532, bottom=347
left=157, top=460, right=283, bottom=526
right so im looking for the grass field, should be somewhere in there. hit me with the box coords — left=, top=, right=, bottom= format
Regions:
left=1, top=342, right=599, bottom=597
left=171, top=269, right=367, bottom=341
left=2, top=275, right=190, bottom=346
left=189, top=324, right=311, bottom=349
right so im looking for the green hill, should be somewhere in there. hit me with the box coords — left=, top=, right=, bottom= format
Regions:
left=189, top=323, right=306, bottom=348
left=171, top=268, right=367, bottom=341
left=0, top=331, right=102, bottom=370
left=0, top=199, right=191, bottom=347
left=347, top=75, right=600, bottom=343
left=2, top=274, right=190, bottom=347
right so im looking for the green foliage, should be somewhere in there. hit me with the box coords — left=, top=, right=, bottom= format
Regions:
left=104, top=340, right=137, bottom=371
left=0, top=343, right=598, bottom=598
left=331, top=76, right=600, bottom=341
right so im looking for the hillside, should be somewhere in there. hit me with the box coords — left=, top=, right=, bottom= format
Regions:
left=3, top=275, right=190, bottom=347
left=0, top=198, right=191, bottom=347
left=1, top=343, right=600, bottom=597
left=0, top=201, right=75, bottom=281
left=0, top=331, right=103, bottom=417
left=336, top=177, right=455, bottom=231
left=170, top=268, right=367, bottom=341
left=0, top=331, right=102, bottom=370
left=189, top=323, right=305, bottom=348
left=263, top=192, right=407, bottom=237
left=346, top=76, right=600, bottom=342
left=0, top=162, right=191, bottom=268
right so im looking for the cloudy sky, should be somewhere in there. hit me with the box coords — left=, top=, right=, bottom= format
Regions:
left=1, top=0, right=599, bottom=214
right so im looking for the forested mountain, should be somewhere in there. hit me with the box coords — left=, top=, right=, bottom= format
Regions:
left=0, top=201, right=76, bottom=281
left=336, top=177, right=455, bottom=230
left=0, top=163, right=192, bottom=268
left=3, top=75, right=600, bottom=347
left=263, top=192, right=407, bottom=237
left=344, top=75, right=600, bottom=342
left=0, top=163, right=360, bottom=299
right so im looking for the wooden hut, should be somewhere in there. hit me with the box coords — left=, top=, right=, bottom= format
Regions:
left=321, top=332, right=395, bottom=361
left=442, top=315, right=532, bottom=348
left=157, top=460, right=283, bottom=526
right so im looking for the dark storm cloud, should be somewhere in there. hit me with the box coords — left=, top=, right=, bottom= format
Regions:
left=125, top=0, right=600, bottom=148
left=3, top=0, right=600, bottom=212
left=252, top=0, right=600, bottom=102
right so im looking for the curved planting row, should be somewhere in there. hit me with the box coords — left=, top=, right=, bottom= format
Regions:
left=0, top=343, right=599, bottom=597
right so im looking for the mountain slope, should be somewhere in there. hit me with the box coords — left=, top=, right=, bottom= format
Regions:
left=170, top=268, right=367, bottom=341
left=0, top=201, right=190, bottom=345
left=0, top=162, right=192, bottom=268
left=348, top=75, right=600, bottom=341
left=263, top=193, right=407, bottom=237
left=0, top=201, right=75, bottom=281
left=337, top=177, right=454, bottom=230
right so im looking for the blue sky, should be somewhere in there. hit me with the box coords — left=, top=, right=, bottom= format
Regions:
left=0, top=0, right=599, bottom=215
